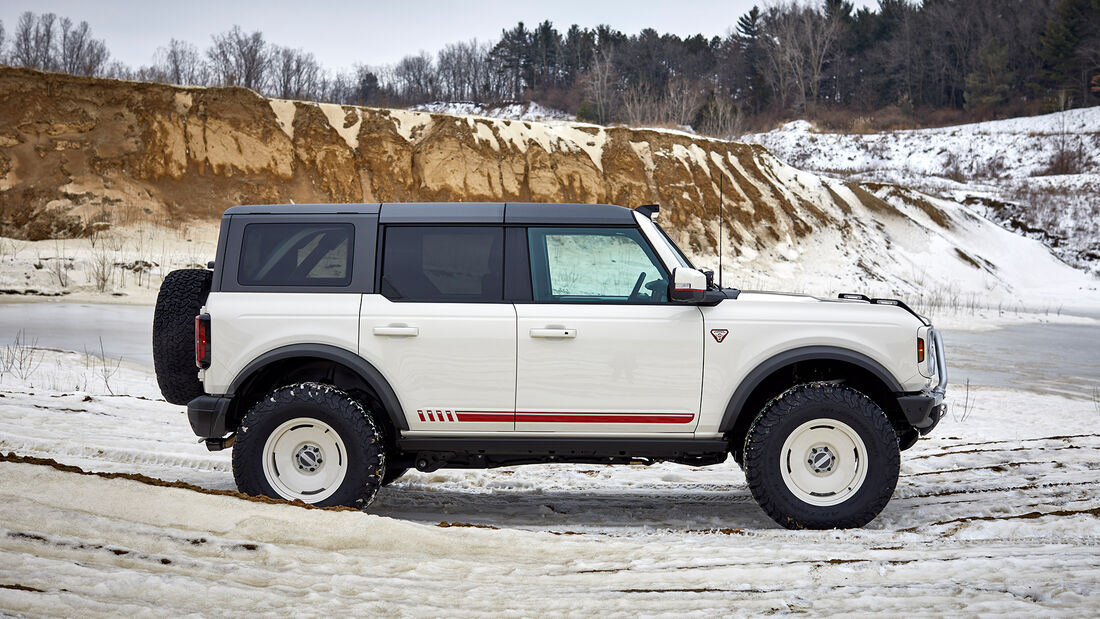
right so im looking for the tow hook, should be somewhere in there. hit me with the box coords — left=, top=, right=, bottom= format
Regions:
left=202, top=433, right=236, bottom=452
left=415, top=452, right=452, bottom=472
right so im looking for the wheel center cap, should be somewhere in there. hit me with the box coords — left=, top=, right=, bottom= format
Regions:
left=807, top=445, right=836, bottom=474
left=295, top=444, right=324, bottom=472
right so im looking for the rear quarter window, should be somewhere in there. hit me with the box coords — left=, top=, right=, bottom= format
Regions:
left=238, top=223, right=354, bottom=286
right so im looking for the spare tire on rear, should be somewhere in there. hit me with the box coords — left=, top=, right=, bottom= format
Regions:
left=153, top=268, right=212, bottom=405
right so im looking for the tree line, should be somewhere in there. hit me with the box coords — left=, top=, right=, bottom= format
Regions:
left=1, top=1, right=1097, bottom=136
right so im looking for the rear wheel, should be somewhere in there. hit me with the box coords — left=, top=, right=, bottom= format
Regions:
left=743, top=383, right=899, bottom=529
left=232, top=383, right=385, bottom=508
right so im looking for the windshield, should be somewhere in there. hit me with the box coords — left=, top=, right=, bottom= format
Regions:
left=653, top=223, right=695, bottom=268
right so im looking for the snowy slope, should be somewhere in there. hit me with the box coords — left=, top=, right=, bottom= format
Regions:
left=743, top=108, right=1100, bottom=275
left=2, top=347, right=1099, bottom=615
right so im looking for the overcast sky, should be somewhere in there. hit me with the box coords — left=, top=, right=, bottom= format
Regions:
left=1, top=0, right=879, bottom=73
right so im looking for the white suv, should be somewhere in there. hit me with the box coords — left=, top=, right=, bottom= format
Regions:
left=152, top=202, right=946, bottom=529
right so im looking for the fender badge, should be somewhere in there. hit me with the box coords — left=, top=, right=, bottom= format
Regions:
left=711, top=329, right=729, bottom=343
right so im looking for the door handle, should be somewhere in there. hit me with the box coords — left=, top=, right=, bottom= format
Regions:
left=373, top=326, right=419, bottom=337
left=530, top=328, right=576, bottom=339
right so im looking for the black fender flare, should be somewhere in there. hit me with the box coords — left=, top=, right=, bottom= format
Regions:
left=228, top=344, right=409, bottom=431
left=718, top=346, right=903, bottom=433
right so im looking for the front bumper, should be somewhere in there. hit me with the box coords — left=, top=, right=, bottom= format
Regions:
left=897, top=391, right=946, bottom=435
left=187, top=395, right=233, bottom=438
left=897, top=328, right=948, bottom=435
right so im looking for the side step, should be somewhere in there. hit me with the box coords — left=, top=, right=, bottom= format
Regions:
left=397, top=437, right=731, bottom=471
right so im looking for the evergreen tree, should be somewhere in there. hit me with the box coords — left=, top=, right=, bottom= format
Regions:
left=734, top=6, right=768, bottom=111
left=965, top=36, right=1014, bottom=108
left=1036, top=0, right=1100, bottom=104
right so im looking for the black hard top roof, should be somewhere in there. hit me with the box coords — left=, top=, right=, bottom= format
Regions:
left=222, top=202, right=637, bottom=225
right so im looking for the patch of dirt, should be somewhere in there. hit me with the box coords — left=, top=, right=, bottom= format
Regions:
left=436, top=521, right=499, bottom=530
left=0, top=451, right=357, bottom=511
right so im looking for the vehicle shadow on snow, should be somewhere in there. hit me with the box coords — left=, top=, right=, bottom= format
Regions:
left=368, top=485, right=781, bottom=531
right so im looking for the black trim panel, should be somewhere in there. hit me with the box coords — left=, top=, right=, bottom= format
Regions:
left=504, top=226, right=532, bottom=302
left=228, top=343, right=409, bottom=431
left=224, top=204, right=382, bottom=216
left=718, top=346, right=904, bottom=432
left=398, top=436, right=729, bottom=458
left=504, top=202, right=635, bottom=224
left=380, top=203, right=505, bottom=223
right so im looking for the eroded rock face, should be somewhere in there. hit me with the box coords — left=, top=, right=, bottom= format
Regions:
left=0, top=67, right=872, bottom=250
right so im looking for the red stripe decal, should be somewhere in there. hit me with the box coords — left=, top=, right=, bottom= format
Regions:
left=515, top=413, right=694, bottom=424
left=455, top=412, right=513, bottom=422
left=418, top=412, right=425, bottom=422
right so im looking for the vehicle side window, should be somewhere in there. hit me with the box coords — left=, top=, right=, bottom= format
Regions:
left=238, top=223, right=353, bottom=286
left=527, top=227, right=669, bottom=303
left=381, top=226, right=504, bottom=302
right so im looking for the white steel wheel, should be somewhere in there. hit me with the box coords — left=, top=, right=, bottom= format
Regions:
left=779, top=418, right=869, bottom=507
left=262, top=417, right=348, bottom=503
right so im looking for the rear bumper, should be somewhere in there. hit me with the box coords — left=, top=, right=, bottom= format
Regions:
left=896, top=389, right=946, bottom=435
left=187, top=395, right=233, bottom=438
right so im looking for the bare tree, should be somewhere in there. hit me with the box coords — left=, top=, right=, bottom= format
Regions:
left=12, top=11, right=58, bottom=71
left=0, top=20, right=6, bottom=63
left=393, top=52, right=437, bottom=103
left=269, top=46, right=324, bottom=100
left=58, top=17, right=109, bottom=76
left=621, top=83, right=660, bottom=126
left=760, top=3, right=841, bottom=112
left=155, top=38, right=208, bottom=86
left=699, top=95, right=745, bottom=140
left=584, top=47, right=617, bottom=124
left=206, top=26, right=268, bottom=90
left=437, top=40, right=491, bottom=101
left=663, top=78, right=706, bottom=127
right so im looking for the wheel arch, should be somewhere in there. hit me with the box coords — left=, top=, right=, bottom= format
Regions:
left=721, top=346, right=909, bottom=461
left=227, top=344, right=408, bottom=438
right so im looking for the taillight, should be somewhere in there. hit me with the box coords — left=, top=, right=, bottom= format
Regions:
left=917, top=337, right=926, bottom=364
left=195, top=314, right=211, bottom=369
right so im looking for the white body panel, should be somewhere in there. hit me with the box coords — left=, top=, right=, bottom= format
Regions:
left=358, top=295, right=516, bottom=432
left=514, top=304, right=703, bottom=433
left=694, top=292, right=927, bottom=436
left=201, top=292, right=362, bottom=394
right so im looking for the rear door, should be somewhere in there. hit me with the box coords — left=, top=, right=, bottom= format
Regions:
left=514, top=226, right=704, bottom=434
left=358, top=223, right=516, bottom=433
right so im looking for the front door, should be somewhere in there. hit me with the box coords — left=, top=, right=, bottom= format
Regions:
left=515, top=226, right=703, bottom=433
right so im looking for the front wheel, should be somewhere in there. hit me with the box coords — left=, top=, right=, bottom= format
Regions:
left=743, top=383, right=899, bottom=529
left=232, top=383, right=385, bottom=508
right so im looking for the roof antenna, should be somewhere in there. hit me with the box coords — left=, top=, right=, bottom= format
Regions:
left=717, top=173, right=724, bottom=289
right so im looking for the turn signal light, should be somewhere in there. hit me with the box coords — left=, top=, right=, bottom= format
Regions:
left=917, top=337, right=926, bottom=363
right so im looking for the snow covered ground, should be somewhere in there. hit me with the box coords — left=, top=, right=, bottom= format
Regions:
left=409, top=101, right=574, bottom=123
left=742, top=108, right=1100, bottom=275
left=0, top=223, right=219, bottom=305
left=1, top=321, right=1098, bottom=614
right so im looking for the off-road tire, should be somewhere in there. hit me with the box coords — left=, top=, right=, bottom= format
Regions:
left=743, top=383, right=899, bottom=529
left=153, top=268, right=212, bottom=405
left=381, top=466, right=409, bottom=486
left=232, top=382, right=385, bottom=509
